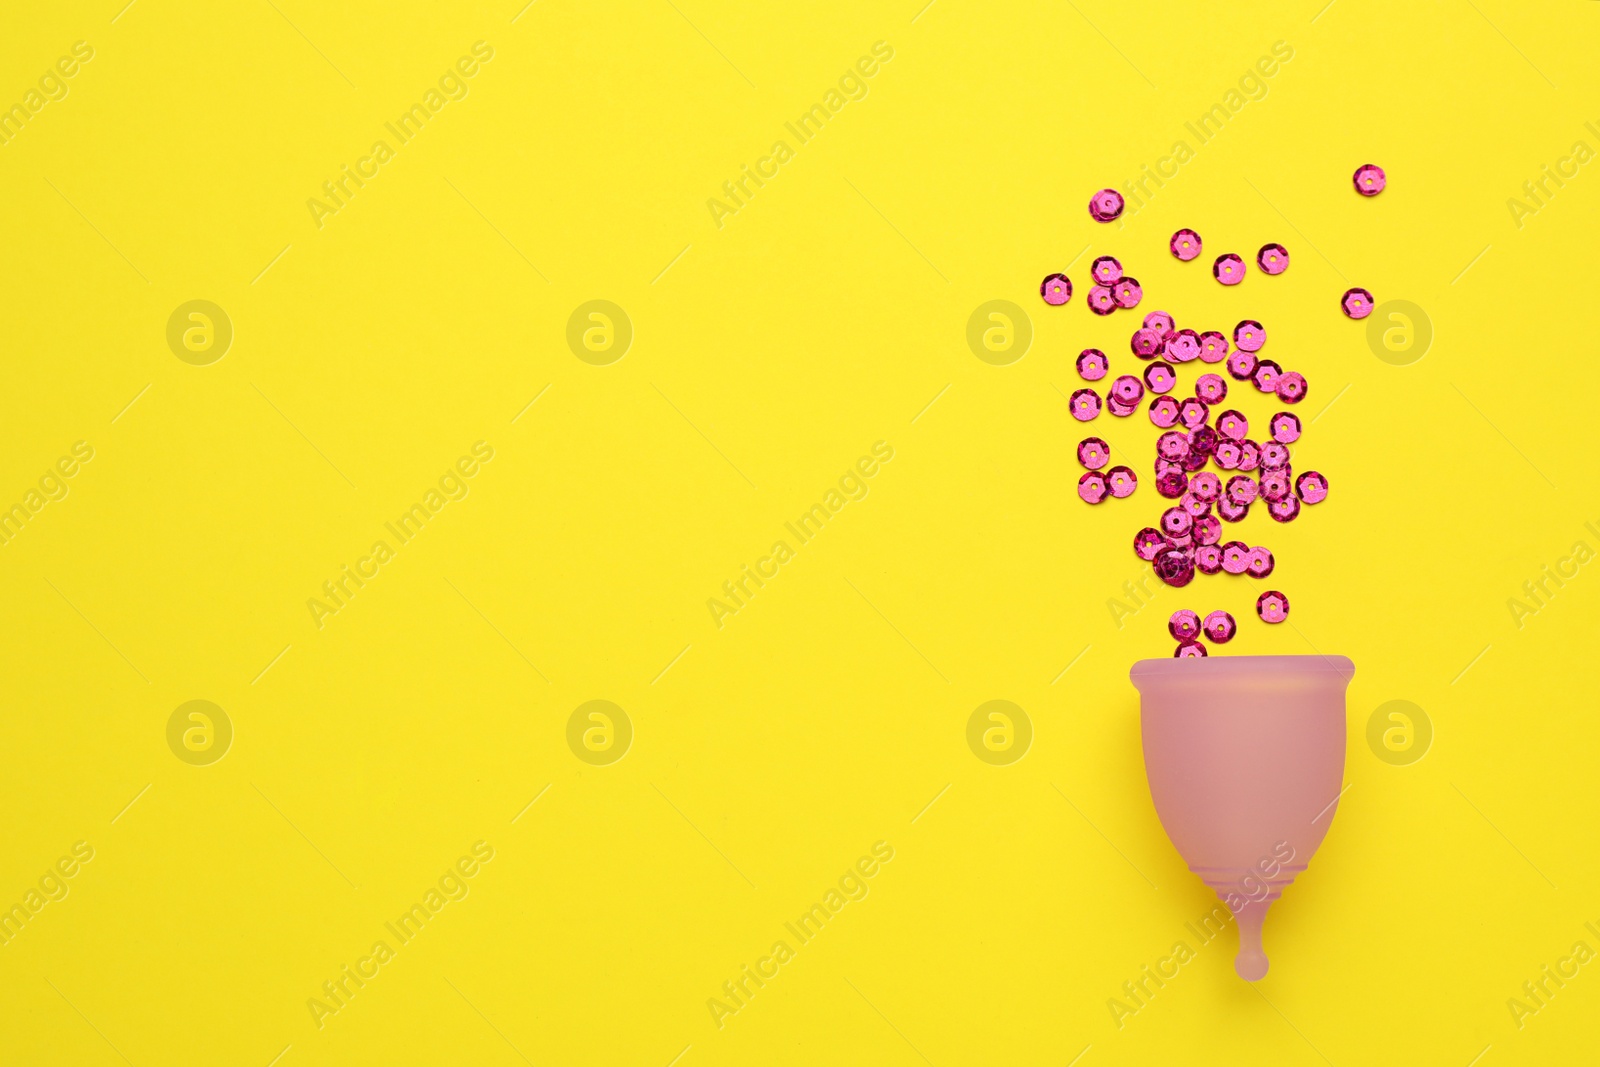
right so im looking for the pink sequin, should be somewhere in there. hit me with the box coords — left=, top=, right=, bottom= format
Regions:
left=1107, top=395, right=1137, bottom=418
left=1275, top=372, right=1308, bottom=404
left=1198, top=331, right=1230, bottom=364
left=1148, top=395, right=1181, bottom=428
left=1131, top=328, right=1165, bottom=359
left=1221, top=540, right=1252, bottom=575
left=1213, top=441, right=1242, bottom=469
left=1155, top=470, right=1188, bottom=498
left=1111, top=375, right=1144, bottom=406
left=1246, top=546, right=1275, bottom=578
left=1157, top=430, right=1191, bottom=461
left=1179, top=397, right=1209, bottom=430
left=1233, top=320, right=1266, bottom=353
left=1189, top=426, right=1218, bottom=458
left=1113, top=277, right=1143, bottom=309
left=1268, top=496, right=1301, bottom=523
left=1168, top=609, right=1202, bottom=641
left=1353, top=164, right=1386, bottom=196
left=1342, top=287, right=1374, bottom=319
left=1155, top=548, right=1195, bottom=587
left=1077, top=348, right=1109, bottom=381
left=1143, top=311, right=1175, bottom=334
left=1170, top=229, right=1202, bottom=261
left=1195, top=543, right=1223, bottom=574
left=1269, top=412, right=1301, bottom=444
left=1174, top=640, right=1207, bottom=658
left=1181, top=491, right=1211, bottom=518
left=1143, top=362, right=1176, bottom=394
left=1092, top=256, right=1123, bottom=285
left=1088, top=285, right=1117, bottom=315
left=1195, top=373, right=1228, bottom=404
left=1070, top=388, right=1101, bottom=421
left=1227, top=349, right=1259, bottom=381
left=1259, top=468, right=1291, bottom=501
left=1256, top=590, right=1290, bottom=623
left=1189, top=471, right=1221, bottom=503
left=1217, top=497, right=1250, bottom=523
left=1203, top=610, right=1236, bottom=643
left=1077, top=437, right=1110, bottom=469
left=1090, top=189, right=1125, bottom=222
left=1161, top=506, right=1193, bottom=538
left=1225, top=474, right=1258, bottom=506
left=1295, top=470, right=1329, bottom=504
left=1106, top=465, right=1137, bottom=498
left=1259, top=442, right=1290, bottom=471
left=1078, top=472, right=1107, bottom=504
left=1134, top=527, right=1165, bottom=560
left=1216, top=409, right=1248, bottom=441
left=1165, top=329, right=1201, bottom=363
left=1194, top=514, right=1222, bottom=545
left=1257, top=243, right=1289, bottom=275
left=1237, top=440, right=1261, bottom=472
left=1252, top=359, right=1283, bottom=394
left=1213, top=254, right=1246, bottom=285
left=1040, top=273, right=1071, bottom=305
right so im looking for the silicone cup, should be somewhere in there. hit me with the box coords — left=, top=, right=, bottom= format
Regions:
left=1129, top=655, right=1354, bottom=980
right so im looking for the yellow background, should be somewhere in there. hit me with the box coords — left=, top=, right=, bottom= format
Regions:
left=2, top=0, right=1598, bottom=1063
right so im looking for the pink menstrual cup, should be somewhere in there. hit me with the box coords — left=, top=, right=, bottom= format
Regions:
left=1130, top=655, right=1354, bottom=980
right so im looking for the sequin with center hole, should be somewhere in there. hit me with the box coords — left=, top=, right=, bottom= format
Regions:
left=1216, top=409, right=1248, bottom=440
left=1198, top=331, right=1230, bottom=363
left=1113, top=277, right=1143, bottom=308
left=1165, top=329, right=1201, bottom=363
left=1195, top=543, right=1223, bottom=574
left=1077, top=436, right=1110, bottom=469
left=1233, top=320, right=1265, bottom=353
left=1190, top=426, right=1218, bottom=458
left=1256, top=590, right=1290, bottom=622
left=1257, top=243, right=1289, bottom=275
left=1107, top=396, right=1136, bottom=418
left=1040, top=273, right=1071, bottom=305
left=1214, top=254, right=1246, bottom=285
left=1353, top=164, right=1386, bottom=196
left=1111, top=375, right=1144, bottom=406
left=1090, top=188, right=1125, bottom=222
left=1075, top=349, right=1107, bottom=381
left=1157, top=430, right=1191, bottom=461
left=1246, top=546, right=1275, bottom=578
left=1270, top=412, right=1302, bottom=444
left=1203, top=610, right=1237, bottom=643
left=1144, top=310, right=1175, bottom=334
left=1213, top=441, right=1242, bottom=469
left=1155, top=470, right=1188, bottom=498
left=1221, top=540, right=1251, bottom=575
left=1143, top=362, right=1176, bottom=394
left=1260, top=442, right=1290, bottom=471
left=1092, top=256, right=1123, bottom=285
left=1275, top=372, right=1308, bottom=404
left=1179, top=397, right=1210, bottom=430
left=1135, top=527, right=1165, bottom=560
left=1342, top=287, right=1374, bottom=319
left=1161, top=506, right=1193, bottom=537
left=1131, top=328, right=1165, bottom=359
left=1170, top=229, right=1202, bottom=261
left=1181, top=449, right=1208, bottom=472
left=1168, top=609, right=1202, bottom=641
left=1077, top=471, right=1108, bottom=504
left=1238, top=440, right=1262, bottom=471
left=1225, top=474, right=1258, bottom=506
left=1166, top=534, right=1194, bottom=551
left=1252, top=360, right=1283, bottom=394
left=1227, top=349, right=1259, bottom=381
left=1148, top=395, right=1181, bottom=428
left=1070, top=388, right=1101, bottom=421
left=1268, top=496, right=1301, bottom=523
left=1195, top=373, right=1228, bottom=404
left=1296, top=470, right=1329, bottom=504
left=1189, top=471, right=1221, bottom=503
left=1155, top=548, right=1195, bottom=587
left=1217, top=497, right=1249, bottom=523
left=1194, top=514, right=1222, bottom=545
left=1088, top=285, right=1117, bottom=315
left=1181, top=492, right=1211, bottom=518
left=1174, top=639, right=1207, bottom=658
left=1260, top=468, right=1291, bottom=501
left=1106, top=465, right=1137, bottom=498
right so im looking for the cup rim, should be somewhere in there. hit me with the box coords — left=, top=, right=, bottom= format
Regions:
left=1130, top=654, right=1354, bottom=682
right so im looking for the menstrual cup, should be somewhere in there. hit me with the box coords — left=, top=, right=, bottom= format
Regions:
left=1130, top=655, right=1354, bottom=980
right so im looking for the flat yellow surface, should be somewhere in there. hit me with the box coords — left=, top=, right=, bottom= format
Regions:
left=2, top=1, right=1598, bottom=1064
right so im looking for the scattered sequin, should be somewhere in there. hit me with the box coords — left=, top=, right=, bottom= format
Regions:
left=1155, top=470, right=1188, bottom=498
left=1203, top=610, right=1236, bottom=643
left=1157, top=430, right=1191, bottom=461
left=1342, top=287, right=1374, bottom=319
left=1168, top=609, right=1202, bottom=641
left=1165, top=329, right=1201, bottom=363
left=1040, top=274, right=1071, bottom=305
left=1189, top=471, right=1221, bottom=503
left=1252, top=359, right=1283, bottom=394
left=1227, top=349, right=1259, bottom=381
left=1195, top=373, right=1228, bottom=404
left=1216, top=409, right=1248, bottom=441
left=1078, top=471, right=1107, bottom=504
left=1198, top=331, right=1230, bottom=363
left=1174, top=639, right=1207, bottom=658
left=1275, top=372, right=1308, bottom=404
left=1070, top=388, right=1102, bottom=421
left=1246, top=546, right=1275, bottom=578
left=1256, top=590, right=1290, bottom=623
left=1107, top=465, right=1137, bottom=498
left=1221, top=540, right=1252, bottom=575
left=1111, top=375, right=1145, bottom=406
left=1144, top=362, right=1176, bottom=394
left=1155, top=548, right=1195, bottom=587
left=1170, top=229, right=1203, bottom=261
left=1269, top=412, right=1302, bottom=444
left=1090, top=189, right=1125, bottom=222
left=1077, top=437, right=1110, bottom=469
left=1225, top=474, right=1258, bottom=506
left=1092, top=256, right=1123, bottom=285
left=1131, top=328, right=1166, bottom=359
left=1143, top=310, right=1175, bottom=334
left=1077, top=348, right=1109, bottom=381
left=1179, top=397, right=1210, bottom=430
left=1148, top=395, right=1181, bottom=428
left=1161, top=506, right=1194, bottom=537
left=1233, top=320, right=1266, bottom=353
left=1088, top=285, right=1117, bottom=315
left=1217, top=497, right=1250, bottom=523
left=1113, top=277, right=1144, bottom=309
left=1195, top=543, right=1223, bottom=574
left=1257, top=243, right=1289, bottom=275
left=1135, top=527, right=1165, bottom=560
left=1213, top=254, right=1246, bottom=285
left=1296, top=470, right=1329, bottom=504
left=1194, top=514, right=1222, bottom=545
left=1268, top=496, right=1301, bottom=522
left=1353, top=164, right=1386, bottom=197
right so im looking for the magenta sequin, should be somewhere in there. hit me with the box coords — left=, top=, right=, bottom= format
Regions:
left=1213, top=441, right=1242, bottom=469
left=1161, top=506, right=1194, bottom=538
left=1131, top=328, right=1165, bottom=359
left=1195, top=373, right=1228, bottom=404
left=1259, top=468, right=1291, bottom=501
left=1227, top=349, right=1259, bottom=381
left=1168, top=609, right=1202, bottom=641
left=1295, top=470, right=1329, bottom=504
left=1174, top=640, right=1207, bottom=658
left=1233, top=320, right=1266, bottom=353
left=1195, top=543, right=1223, bottom=574
left=1157, top=430, right=1191, bottom=461
left=1342, top=287, right=1374, bottom=319
left=1189, top=471, right=1222, bottom=503
left=1217, top=497, right=1250, bottom=523
left=1181, top=491, right=1211, bottom=518
left=1237, top=440, right=1261, bottom=472
left=1078, top=471, right=1107, bottom=504
left=1040, top=274, right=1071, bottom=305
left=1193, top=514, right=1222, bottom=545
left=1090, top=188, right=1125, bottom=222
left=1257, top=243, right=1289, bottom=275
left=1148, top=395, right=1181, bottom=428
left=1088, top=285, right=1117, bottom=315
left=1111, top=375, right=1144, bottom=406
left=1246, top=546, right=1275, bottom=578
left=1178, top=397, right=1210, bottom=430
left=1268, top=496, right=1301, bottom=523
left=1225, top=474, right=1258, bottom=506
left=1198, top=331, right=1230, bottom=364
left=1107, top=395, right=1137, bottom=418
left=1113, top=277, right=1143, bottom=309
left=1170, top=229, right=1203, bottom=261
left=1252, top=359, right=1283, bottom=394
left=1077, top=348, right=1109, bottom=381
left=1092, top=256, right=1123, bottom=285
left=1353, top=164, right=1386, bottom=196
left=1216, top=409, right=1248, bottom=441
left=1106, top=465, right=1137, bottom=498
left=1256, top=590, right=1290, bottom=623
left=1143, top=362, right=1176, bottom=394
left=1213, top=254, right=1246, bottom=285
left=1155, top=470, right=1188, bottom=498
left=1070, top=388, right=1102, bottom=421
left=1143, top=311, right=1175, bottom=334
left=1275, top=372, right=1308, bottom=404
left=1155, top=548, right=1195, bottom=587
left=1077, top=437, right=1110, bottom=470
left=1203, top=610, right=1236, bottom=643
left=1269, top=412, right=1302, bottom=444
left=1134, top=527, right=1165, bottom=560
left=1259, top=441, right=1290, bottom=471
left=1165, top=329, right=1201, bottom=363
left=1221, top=540, right=1252, bottom=575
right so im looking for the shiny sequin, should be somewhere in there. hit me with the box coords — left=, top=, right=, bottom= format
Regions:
left=1168, top=609, right=1202, bottom=641
left=1275, top=372, right=1308, bottom=404
left=1203, top=610, right=1236, bottom=643
left=1092, top=256, right=1123, bottom=285
left=1165, top=329, right=1201, bottom=363
left=1221, top=540, right=1252, bottom=575
left=1040, top=273, right=1071, bottom=305
left=1213, top=254, right=1246, bottom=285
left=1131, top=328, right=1166, bottom=359
left=1268, top=496, right=1301, bottom=523
left=1195, top=373, right=1228, bottom=404
left=1134, top=527, right=1165, bottom=560
left=1225, top=474, right=1258, bottom=506
left=1257, top=243, right=1289, bottom=275
left=1256, top=590, right=1290, bottom=622
left=1078, top=471, right=1107, bottom=504
left=1198, top=331, right=1230, bottom=363
left=1088, top=285, right=1117, bottom=315
left=1077, top=437, right=1110, bottom=469
left=1216, top=409, right=1248, bottom=441
left=1342, top=287, right=1374, bottom=319
left=1155, top=548, right=1196, bottom=587
left=1157, top=430, right=1191, bottom=461
left=1111, top=375, right=1144, bottom=406
left=1161, top=506, right=1193, bottom=537
left=1246, top=546, right=1275, bottom=578
left=1233, top=320, right=1265, bottom=353
left=1353, top=164, right=1386, bottom=196
left=1227, top=348, right=1259, bottom=381
left=1106, top=465, right=1137, bottom=498
left=1143, top=362, right=1176, bottom=394
left=1269, top=412, right=1301, bottom=444
left=1194, top=514, right=1222, bottom=545
left=1090, top=189, right=1125, bottom=222
left=1148, top=395, right=1181, bottom=428
left=1070, top=388, right=1102, bottom=421
left=1170, top=229, right=1203, bottom=261
left=1179, top=397, right=1210, bottom=430
left=1077, top=348, right=1109, bottom=381
left=1295, top=470, right=1329, bottom=504
left=1195, top=543, right=1224, bottom=574
left=1113, top=277, right=1143, bottom=309
left=1189, top=471, right=1221, bottom=503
